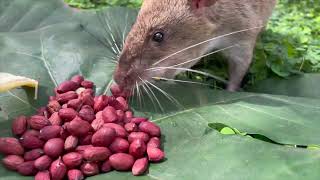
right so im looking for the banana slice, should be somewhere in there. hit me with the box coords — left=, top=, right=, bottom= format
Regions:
left=0, top=73, right=38, bottom=99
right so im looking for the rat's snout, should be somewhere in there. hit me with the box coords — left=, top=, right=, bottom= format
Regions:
left=113, top=54, right=139, bottom=92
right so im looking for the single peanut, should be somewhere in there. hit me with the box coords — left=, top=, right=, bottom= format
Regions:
left=80, top=94, right=94, bottom=107
left=39, top=125, right=62, bottom=140
left=102, top=106, right=118, bottom=123
left=128, top=132, right=150, bottom=143
left=57, top=80, right=79, bottom=93
left=67, top=117, right=91, bottom=137
left=81, top=162, right=99, bottom=176
left=147, top=147, right=165, bottom=162
left=109, top=153, right=134, bottom=171
left=79, top=105, right=95, bottom=122
left=91, top=127, right=116, bottom=147
left=12, top=116, right=27, bottom=136
left=68, top=169, right=84, bottom=180
left=139, top=121, right=161, bottom=137
left=62, top=152, right=83, bottom=168
left=147, top=137, right=161, bottom=149
left=48, top=112, right=62, bottom=126
left=34, top=155, right=52, bottom=171
left=64, top=135, right=78, bottom=151
left=35, top=170, right=51, bottom=180
left=28, top=115, right=50, bottom=130
left=130, top=117, right=148, bottom=124
left=109, top=138, right=129, bottom=153
left=67, top=99, right=83, bottom=111
left=24, top=148, right=44, bottom=161
left=93, top=95, right=108, bottom=112
left=71, top=75, right=84, bottom=84
left=59, top=108, right=78, bottom=121
left=103, top=123, right=128, bottom=138
left=44, top=138, right=64, bottom=158
left=57, top=91, right=78, bottom=104
left=116, top=97, right=129, bottom=111
left=83, top=146, right=111, bottom=162
left=124, top=111, right=133, bottom=123
left=101, top=160, right=112, bottom=173
left=17, top=161, right=36, bottom=176
left=91, top=118, right=104, bottom=131
left=20, top=134, right=44, bottom=149
left=129, top=139, right=146, bottom=158
left=2, top=155, right=24, bottom=171
left=50, top=158, right=67, bottom=180
left=124, top=123, right=138, bottom=133
left=47, top=100, right=61, bottom=114
left=0, top=137, right=24, bottom=155
left=81, top=80, right=94, bottom=88
left=132, top=157, right=148, bottom=176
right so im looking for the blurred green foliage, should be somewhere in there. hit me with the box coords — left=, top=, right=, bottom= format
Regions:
left=65, top=0, right=320, bottom=87
left=64, top=0, right=142, bottom=8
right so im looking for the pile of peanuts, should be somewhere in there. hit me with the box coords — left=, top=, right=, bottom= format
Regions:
left=0, top=75, right=164, bottom=180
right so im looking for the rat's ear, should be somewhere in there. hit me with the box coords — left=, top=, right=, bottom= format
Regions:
left=190, top=0, right=217, bottom=10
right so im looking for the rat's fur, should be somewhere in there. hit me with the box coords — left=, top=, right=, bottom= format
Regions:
left=114, top=0, right=276, bottom=91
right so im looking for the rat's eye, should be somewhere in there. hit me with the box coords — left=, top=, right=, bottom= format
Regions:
left=152, top=32, right=164, bottom=42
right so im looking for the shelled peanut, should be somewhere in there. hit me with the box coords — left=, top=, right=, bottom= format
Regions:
left=0, top=75, right=165, bottom=180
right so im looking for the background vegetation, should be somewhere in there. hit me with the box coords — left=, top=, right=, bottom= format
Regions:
left=65, top=0, right=320, bottom=88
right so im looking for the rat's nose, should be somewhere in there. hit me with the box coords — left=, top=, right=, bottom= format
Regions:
left=114, top=66, right=126, bottom=86
left=114, top=64, right=141, bottom=93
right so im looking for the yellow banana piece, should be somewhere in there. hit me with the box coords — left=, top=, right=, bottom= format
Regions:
left=0, top=73, right=38, bottom=99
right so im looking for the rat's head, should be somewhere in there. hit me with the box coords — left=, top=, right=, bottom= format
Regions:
left=114, top=0, right=218, bottom=92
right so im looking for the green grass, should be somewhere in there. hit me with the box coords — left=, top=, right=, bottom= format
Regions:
left=65, top=0, right=320, bottom=88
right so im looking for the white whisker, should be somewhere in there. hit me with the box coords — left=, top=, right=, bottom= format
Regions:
left=152, top=77, right=212, bottom=86
left=145, top=80, right=183, bottom=109
left=128, top=86, right=135, bottom=105
left=136, top=81, right=142, bottom=109
left=139, top=77, right=164, bottom=112
left=150, top=67, right=228, bottom=84
left=96, top=12, right=119, bottom=56
left=149, top=44, right=237, bottom=70
left=122, top=11, right=129, bottom=47
left=104, top=13, right=121, bottom=54
left=152, top=26, right=263, bottom=66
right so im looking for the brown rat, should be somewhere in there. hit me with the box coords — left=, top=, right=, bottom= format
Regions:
left=114, top=0, right=277, bottom=92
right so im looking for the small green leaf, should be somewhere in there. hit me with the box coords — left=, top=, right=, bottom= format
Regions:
left=220, top=127, right=236, bottom=135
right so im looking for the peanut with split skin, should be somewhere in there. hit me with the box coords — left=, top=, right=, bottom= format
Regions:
left=68, top=169, right=84, bottom=180
left=50, top=158, right=67, bottom=180
left=81, top=162, right=99, bottom=176
left=64, top=135, right=78, bottom=151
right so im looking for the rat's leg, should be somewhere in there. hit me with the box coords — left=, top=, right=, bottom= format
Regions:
left=223, top=43, right=254, bottom=92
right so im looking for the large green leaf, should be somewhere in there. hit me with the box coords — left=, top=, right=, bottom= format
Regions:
left=246, top=74, right=320, bottom=98
left=0, top=0, right=320, bottom=179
